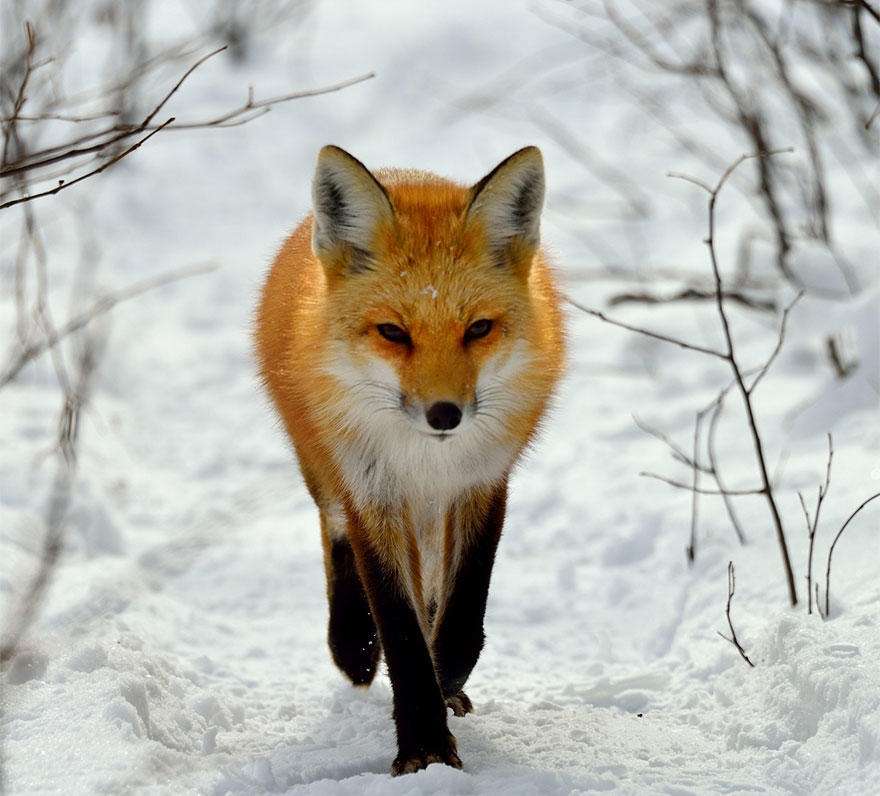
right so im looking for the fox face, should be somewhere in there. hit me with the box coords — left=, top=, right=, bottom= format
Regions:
left=309, top=146, right=555, bottom=504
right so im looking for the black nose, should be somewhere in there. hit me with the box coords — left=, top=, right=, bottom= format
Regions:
left=426, top=401, right=462, bottom=431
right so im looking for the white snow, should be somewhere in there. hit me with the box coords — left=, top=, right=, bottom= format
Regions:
left=2, top=1, right=879, bottom=793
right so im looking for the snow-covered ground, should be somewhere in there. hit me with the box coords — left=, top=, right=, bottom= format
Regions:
left=2, top=2, right=878, bottom=793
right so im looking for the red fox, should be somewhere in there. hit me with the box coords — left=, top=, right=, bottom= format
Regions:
left=255, top=145, right=565, bottom=775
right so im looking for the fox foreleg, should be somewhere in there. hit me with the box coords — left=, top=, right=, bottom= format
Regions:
left=431, top=483, right=507, bottom=701
left=344, top=505, right=461, bottom=776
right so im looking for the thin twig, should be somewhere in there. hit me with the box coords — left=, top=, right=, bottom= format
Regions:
left=141, top=45, right=226, bottom=128
left=640, top=471, right=765, bottom=495
left=805, top=434, right=833, bottom=615
left=565, top=296, right=729, bottom=360
left=718, top=561, right=755, bottom=667
left=688, top=410, right=706, bottom=563
left=706, top=388, right=747, bottom=544
left=825, top=335, right=857, bottom=380
left=824, top=492, right=880, bottom=618
left=608, top=287, right=777, bottom=313
left=0, top=117, right=174, bottom=210
left=747, top=291, right=804, bottom=394
left=1, top=262, right=216, bottom=387
left=0, top=110, right=122, bottom=124
left=633, top=415, right=713, bottom=474
left=634, top=385, right=748, bottom=546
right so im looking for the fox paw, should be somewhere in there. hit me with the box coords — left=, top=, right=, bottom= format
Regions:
left=445, top=691, right=473, bottom=717
left=391, top=736, right=462, bottom=776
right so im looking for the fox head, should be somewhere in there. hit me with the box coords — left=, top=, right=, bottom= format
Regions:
left=310, top=144, right=552, bottom=472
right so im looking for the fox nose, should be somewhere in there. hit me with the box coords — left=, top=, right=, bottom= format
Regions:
left=426, top=401, right=462, bottom=431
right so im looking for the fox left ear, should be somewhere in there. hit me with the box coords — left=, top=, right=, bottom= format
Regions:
left=465, top=146, right=545, bottom=266
left=311, top=145, right=394, bottom=274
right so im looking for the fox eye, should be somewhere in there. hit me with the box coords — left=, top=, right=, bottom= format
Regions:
left=376, top=323, right=411, bottom=345
left=464, top=319, right=493, bottom=343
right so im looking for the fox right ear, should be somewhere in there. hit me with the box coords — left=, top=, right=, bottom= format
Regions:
left=465, top=146, right=545, bottom=268
left=311, top=146, right=394, bottom=272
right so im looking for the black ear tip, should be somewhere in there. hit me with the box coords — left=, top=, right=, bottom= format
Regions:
left=316, top=144, right=359, bottom=167
left=509, top=145, right=543, bottom=166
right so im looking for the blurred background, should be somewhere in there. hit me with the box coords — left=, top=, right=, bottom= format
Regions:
left=1, top=1, right=878, bottom=792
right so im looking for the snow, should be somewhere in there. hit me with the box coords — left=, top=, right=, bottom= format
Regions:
left=2, top=1, right=879, bottom=793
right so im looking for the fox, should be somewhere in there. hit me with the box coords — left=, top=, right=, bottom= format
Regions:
left=254, top=144, right=565, bottom=775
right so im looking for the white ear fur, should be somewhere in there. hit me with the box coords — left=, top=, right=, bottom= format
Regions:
left=466, top=146, right=545, bottom=254
left=311, top=146, right=394, bottom=266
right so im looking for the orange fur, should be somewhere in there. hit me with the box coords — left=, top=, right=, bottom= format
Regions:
left=255, top=167, right=564, bottom=523
left=255, top=146, right=566, bottom=775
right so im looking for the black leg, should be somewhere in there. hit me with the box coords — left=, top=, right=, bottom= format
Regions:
left=432, top=484, right=507, bottom=699
left=347, top=512, right=460, bottom=776
left=326, top=536, right=381, bottom=686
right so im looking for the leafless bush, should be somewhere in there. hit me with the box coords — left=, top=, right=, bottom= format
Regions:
left=570, top=150, right=803, bottom=606
left=570, top=149, right=877, bottom=612
left=0, top=32, right=372, bottom=209
left=538, top=0, right=878, bottom=302
left=0, top=1, right=372, bottom=665
left=0, top=326, right=102, bottom=664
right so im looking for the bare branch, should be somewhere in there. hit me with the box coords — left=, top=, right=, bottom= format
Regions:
left=1, top=65, right=375, bottom=179
left=824, top=492, right=880, bottom=618
left=153, top=70, right=377, bottom=129
left=747, top=291, right=804, bottom=394
left=0, top=43, right=223, bottom=178
left=633, top=415, right=713, bottom=474
left=718, top=561, right=755, bottom=667
left=1, top=262, right=216, bottom=388
left=565, top=295, right=729, bottom=360
left=706, top=0, right=797, bottom=285
left=694, top=148, right=800, bottom=606
left=0, top=116, right=175, bottom=210
left=687, top=410, right=706, bottom=563
left=608, top=287, right=777, bottom=313
left=825, top=334, right=858, bottom=380
left=666, top=170, right=713, bottom=193
left=140, top=45, right=226, bottom=128
left=706, top=388, right=747, bottom=544
left=0, top=110, right=122, bottom=124
left=1, top=22, right=38, bottom=170
left=639, top=471, right=765, bottom=495
left=803, top=434, right=833, bottom=615
left=669, top=148, right=796, bottom=203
